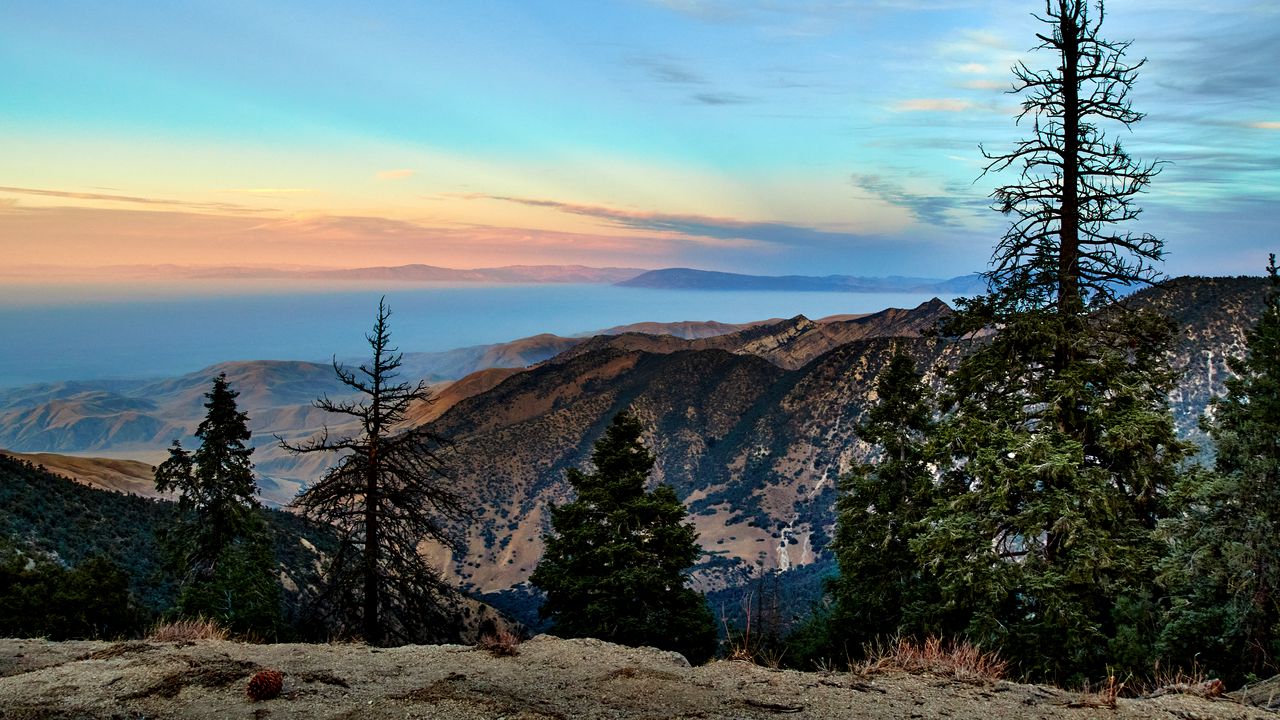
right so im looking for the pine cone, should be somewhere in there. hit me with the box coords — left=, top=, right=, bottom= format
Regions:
left=246, top=669, right=284, bottom=701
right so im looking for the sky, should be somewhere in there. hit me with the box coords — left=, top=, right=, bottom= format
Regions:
left=1, top=0, right=1277, bottom=279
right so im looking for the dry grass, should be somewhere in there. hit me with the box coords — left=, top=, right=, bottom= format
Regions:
left=1134, top=661, right=1224, bottom=699
left=147, top=617, right=229, bottom=642
left=477, top=628, right=522, bottom=657
left=1068, top=675, right=1123, bottom=709
left=861, top=636, right=1008, bottom=684
left=717, top=596, right=787, bottom=669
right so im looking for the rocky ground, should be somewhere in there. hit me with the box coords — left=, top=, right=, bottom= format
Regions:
left=0, top=635, right=1275, bottom=720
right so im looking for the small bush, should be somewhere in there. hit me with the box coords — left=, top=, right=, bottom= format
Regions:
left=148, top=617, right=229, bottom=642
left=478, top=628, right=522, bottom=657
left=1133, top=661, right=1223, bottom=699
left=862, top=636, right=1007, bottom=683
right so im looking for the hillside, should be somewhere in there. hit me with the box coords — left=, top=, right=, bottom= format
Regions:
left=0, top=455, right=518, bottom=644
left=1123, top=276, right=1271, bottom=439
left=0, top=276, right=1269, bottom=613
left=413, top=278, right=1269, bottom=598
left=0, top=450, right=164, bottom=498
left=0, top=636, right=1267, bottom=719
left=425, top=335, right=965, bottom=594
left=0, top=318, right=763, bottom=490
left=0, top=454, right=332, bottom=614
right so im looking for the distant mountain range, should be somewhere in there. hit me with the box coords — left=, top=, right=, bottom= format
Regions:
left=2, top=276, right=1267, bottom=614
left=13, top=262, right=985, bottom=294
left=617, top=268, right=986, bottom=294
left=5, top=263, right=647, bottom=284
left=0, top=317, right=794, bottom=503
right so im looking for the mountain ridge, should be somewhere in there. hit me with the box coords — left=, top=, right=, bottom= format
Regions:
left=0, top=276, right=1269, bottom=602
left=618, top=267, right=986, bottom=293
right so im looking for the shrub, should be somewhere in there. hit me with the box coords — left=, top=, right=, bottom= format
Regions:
left=861, top=636, right=1007, bottom=683
left=147, top=616, right=229, bottom=642
left=477, top=628, right=522, bottom=657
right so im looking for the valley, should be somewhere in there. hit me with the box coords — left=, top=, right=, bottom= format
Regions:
left=0, top=276, right=1270, bottom=620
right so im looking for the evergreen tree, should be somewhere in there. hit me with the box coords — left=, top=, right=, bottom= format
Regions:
left=829, top=347, right=945, bottom=653
left=1162, top=256, right=1280, bottom=684
left=917, top=0, right=1188, bottom=681
left=284, top=298, right=465, bottom=646
left=0, top=539, right=144, bottom=640
left=155, top=373, right=281, bottom=635
left=531, top=410, right=717, bottom=664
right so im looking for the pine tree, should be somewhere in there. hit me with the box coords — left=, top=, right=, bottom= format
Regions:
left=1162, top=256, right=1280, bottom=683
left=530, top=410, right=717, bottom=664
left=155, top=373, right=281, bottom=635
left=917, top=0, right=1188, bottom=681
left=829, top=347, right=945, bottom=653
left=284, top=298, right=465, bottom=646
left=0, top=538, right=144, bottom=640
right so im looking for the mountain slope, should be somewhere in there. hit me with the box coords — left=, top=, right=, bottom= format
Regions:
left=0, top=450, right=165, bottom=498
left=426, top=335, right=964, bottom=593
left=0, top=318, right=760, bottom=472
left=415, top=277, right=1269, bottom=595
left=1123, top=276, right=1270, bottom=438
left=0, top=454, right=332, bottom=613
left=0, top=275, right=1268, bottom=599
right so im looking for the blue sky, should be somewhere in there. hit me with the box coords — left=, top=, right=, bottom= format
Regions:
left=1, top=0, right=1276, bottom=278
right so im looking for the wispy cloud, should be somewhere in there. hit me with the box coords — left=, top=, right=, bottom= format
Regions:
left=1248, top=121, right=1280, bottom=129
left=958, top=79, right=1007, bottom=91
left=628, top=55, right=709, bottom=85
left=0, top=186, right=271, bottom=213
left=892, top=98, right=977, bottom=113
left=649, top=0, right=751, bottom=23
left=375, top=169, right=416, bottom=181
left=650, top=0, right=994, bottom=25
left=626, top=55, right=756, bottom=107
left=0, top=205, right=697, bottom=269
left=1147, top=19, right=1280, bottom=102
left=221, top=188, right=316, bottom=195
left=850, top=173, right=985, bottom=227
left=246, top=213, right=429, bottom=240
left=693, top=92, right=754, bottom=105
left=476, top=194, right=892, bottom=252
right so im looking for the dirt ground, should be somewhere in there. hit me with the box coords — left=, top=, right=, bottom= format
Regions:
left=0, top=635, right=1273, bottom=720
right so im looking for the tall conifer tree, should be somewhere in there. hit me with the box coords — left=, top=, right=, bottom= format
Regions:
left=830, top=347, right=945, bottom=651
left=918, top=0, right=1187, bottom=681
left=531, top=410, right=717, bottom=664
left=155, top=373, right=281, bottom=635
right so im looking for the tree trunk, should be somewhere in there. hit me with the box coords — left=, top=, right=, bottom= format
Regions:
left=1047, top=0, right=1083, bottom=565
left=364, top=341, right=385, bottom=645
left=364, top=439, right=380, bottom=645
left=1058, top=1, right=1082, bottom=320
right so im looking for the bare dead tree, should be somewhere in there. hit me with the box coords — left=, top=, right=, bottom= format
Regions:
left=981, top=0, right=1163, bottom=316
left=282, top=297, right=466, bottom=645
